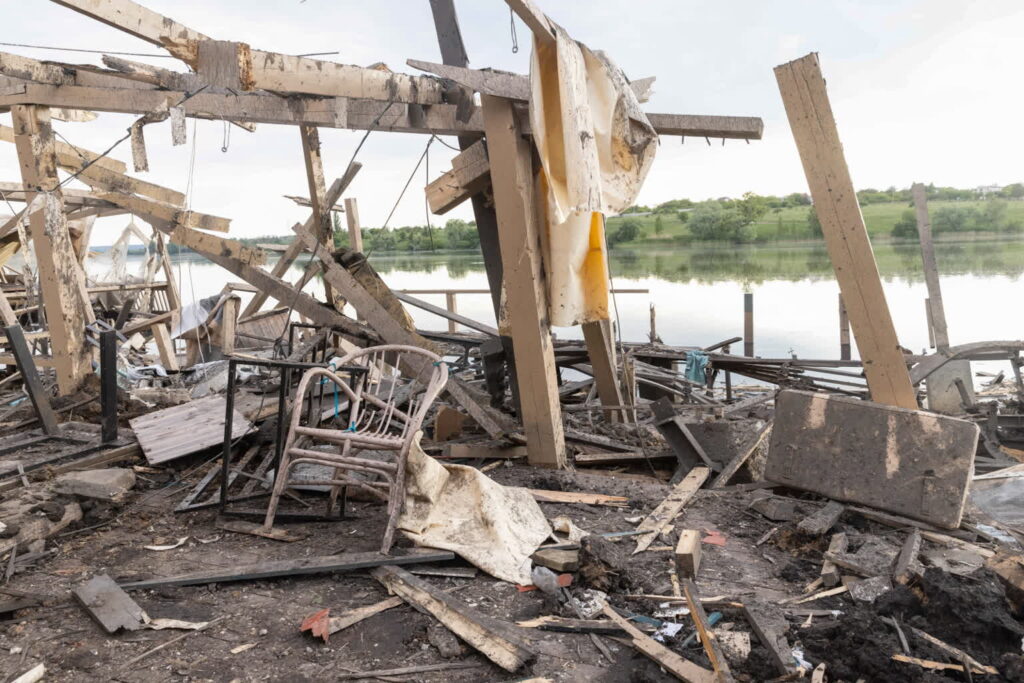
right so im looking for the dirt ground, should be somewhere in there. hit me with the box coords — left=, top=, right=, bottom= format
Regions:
left=0, top=448, right=1022, bottom=682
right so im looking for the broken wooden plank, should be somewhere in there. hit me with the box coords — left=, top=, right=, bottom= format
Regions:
left=72, top=574, right=146, bottom=633
left=682, top=579, right=734, bottom=681
left=425, top=138, right=490, bottom=215
left=529, top=489, right=628, bottom=506
left=709, top=422, right=771, bottom=489
left=766, top=390, right=978, bottom=529
left=128, top=395, right=251, bottom=465
left=893, top=528, right=922, bottom=584
left=776, top=53, right=915, bottom=409
left=601, top=604, right=715, bottom=683
left=121, top=549, right=455, bottom=589
left=574, top=450, right=671, bottom=466
left=652, top=398, right=716, bottom=473
left=797, top=501, right=845, bottom=536
left=820, top=533, right=847, bottom=588
left=394, top=291, right=498, bottom=336
left=675, top=530, right=701, bottom=579
left=325, top=596, right=404, bottom=637
left=634, top=467, right=710, bottom=553
left=372, top=565, right=534, bottom=673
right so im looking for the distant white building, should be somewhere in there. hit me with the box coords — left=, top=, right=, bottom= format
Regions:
left=977, top=184, right=1003, bottom=197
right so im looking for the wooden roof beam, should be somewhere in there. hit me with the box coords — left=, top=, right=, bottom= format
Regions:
left=0, top=83, right=762, bottom=139
left=49, top=0, right=209, bottom=47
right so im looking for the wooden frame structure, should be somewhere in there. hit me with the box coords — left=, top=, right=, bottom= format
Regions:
left=0, top=0, right=763, bottom=465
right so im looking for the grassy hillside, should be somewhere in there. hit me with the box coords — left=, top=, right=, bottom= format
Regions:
left=606, top=199, right=1024, bottom=246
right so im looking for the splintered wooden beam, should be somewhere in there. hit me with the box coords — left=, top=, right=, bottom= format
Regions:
left=775, top=53, right=916, bottom=410
left=426, top=139, right=490, bottom=214
left=482, top=94, right=566, bottom=468
left=91, top=191, right=229, bottom=232
left=0, top=123, right=126, bottom=174
left=49, top=0, right=210, bottom=47
left=372, top=565, right=535, bottom=673
left=165, top=225, right=266, bottom=267
left=240, top=163, right=360, bottom=318
left=11, top=105, right=91, bottom=395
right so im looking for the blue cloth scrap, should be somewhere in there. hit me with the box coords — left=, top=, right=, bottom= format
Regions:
left=685, top=350, right=709, bottom=383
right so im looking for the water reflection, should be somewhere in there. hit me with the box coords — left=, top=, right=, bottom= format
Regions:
left=358, top=239, right=1024, bottom=286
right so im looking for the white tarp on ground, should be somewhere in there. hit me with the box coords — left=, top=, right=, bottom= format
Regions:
left=399, top=433, right=552, bottom=585
left=529, top=25, right=658, bottom=327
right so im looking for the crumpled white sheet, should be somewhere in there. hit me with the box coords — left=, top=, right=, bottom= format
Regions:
left=399, top=433, right=551, bottom=585
left=529, top=26, right=658, bottom=326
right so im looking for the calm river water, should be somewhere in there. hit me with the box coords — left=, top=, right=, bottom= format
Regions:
left=132, top=237, right=1023, bottom=366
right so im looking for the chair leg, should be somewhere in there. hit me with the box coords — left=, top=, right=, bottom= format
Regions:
left=262, top=448, right=296, bottom=531
left=380, top=446, right=409, bottom=554
left=327, top=441, right=352, bottom=515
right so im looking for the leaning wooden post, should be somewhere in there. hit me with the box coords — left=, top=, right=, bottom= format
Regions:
left=298, top=125, right=336, bottom=306
left=481, top=94, right=566, bottom=468
left=912, top=183, right=949, bottom=352
left=11, top=104, right=90, bottom=395
left=776, top=54, right=916, bottom=409
left=582, top=318, right=624, bottom=422
left=445, top=292, right=458, bottom=333
left=343, top=197, right=364, bottom=253
left=838, top=293, right=851, bottom=360
left=743, top=292, right=754, bottom=357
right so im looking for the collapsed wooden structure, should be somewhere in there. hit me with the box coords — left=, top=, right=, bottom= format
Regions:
left=0, top=0, right=768, bottom=468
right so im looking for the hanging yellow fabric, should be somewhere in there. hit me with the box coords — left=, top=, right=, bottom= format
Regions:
left=529, top=23, right=657, bottom=327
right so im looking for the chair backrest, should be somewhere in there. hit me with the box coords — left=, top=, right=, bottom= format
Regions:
left=334, top=344, right=448, bottom=440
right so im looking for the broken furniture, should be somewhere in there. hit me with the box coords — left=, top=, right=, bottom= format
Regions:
left=263, top=345, right=449, bottom=552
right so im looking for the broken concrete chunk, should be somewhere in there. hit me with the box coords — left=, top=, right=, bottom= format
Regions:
left=748, top=492, right=798, bottom=522
left=820, top=532, right=848, bottom=588
left=797, top=501, right=844, bottom=536
left=531, top=548, right=580, bottom=573
left=716, top=630, right=752, bottom=664
left=766, top=390, right=978, bottom=529
left=54, top=468, right=136, bottom=503
left=427, top=623, right=465, bottom=658
left=845, top=575, right=892, bottom=603
left=826, top=536, right=899, bottom=577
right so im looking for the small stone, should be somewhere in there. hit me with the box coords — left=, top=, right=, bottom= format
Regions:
left=427, top=623, right=464, bottom=658
left=531, top=548, right=580, bottom=572
left=845, top=575, right=892, bottom=603
left=53, top=468, right=136, bottom=503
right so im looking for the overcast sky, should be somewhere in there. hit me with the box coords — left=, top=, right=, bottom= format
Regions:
left=2, top=0, right=1023, bottom=243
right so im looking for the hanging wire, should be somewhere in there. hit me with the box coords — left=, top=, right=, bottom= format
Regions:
left=0, top=41, right=175, bottom=58
left=220, top=120, right=231, bottom=153
left=374, top=135, right=434, bottom=240
left=432, top=136, right=462, bottom=152
left=270, top=100, right=398, bottom=351
left=509, top=8, right=520, bottom=54
left=424, top=138, right=436, bottom=251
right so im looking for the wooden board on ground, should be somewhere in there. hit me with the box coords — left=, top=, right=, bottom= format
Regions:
left=72, top=574, right=146, bottom=633
left=216, top=518, right=308, bottom=542
left=766, top=389, right=978, bottom=529
left=601, top=604, right=714, bottom=682
left=120, top=549, right=455, bottom=589
left=634, top=467, right=710, bottom=553
left=129, top=395, right=252, bottom=465
left=529, top=489, right=628, bottom=506
left=372, top=565, right=535, bottom=673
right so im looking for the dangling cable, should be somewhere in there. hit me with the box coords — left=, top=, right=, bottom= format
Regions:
left=509, top=8, right=520, bottom=54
